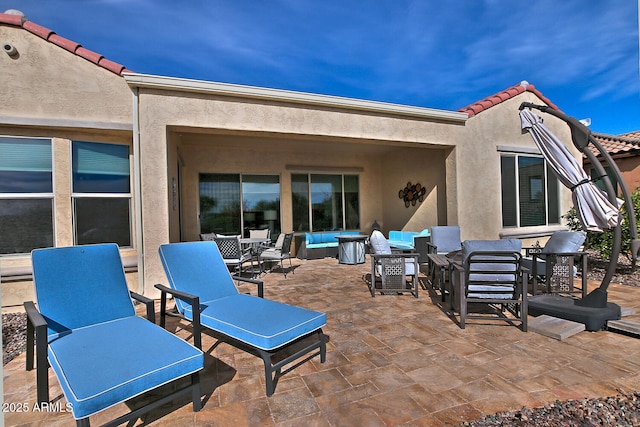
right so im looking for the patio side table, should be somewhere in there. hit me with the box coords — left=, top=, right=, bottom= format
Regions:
left=427, top=253, right=451, bottom=301
left=337, top=235, right=367, bottom=265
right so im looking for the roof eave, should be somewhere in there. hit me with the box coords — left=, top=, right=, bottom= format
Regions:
left=123, top=73, right=468, bottom=123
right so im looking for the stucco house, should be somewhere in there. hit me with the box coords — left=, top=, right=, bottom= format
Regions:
left=0, top=11, right=580, bottom=308
left=584, top=132, right=640, bottom=194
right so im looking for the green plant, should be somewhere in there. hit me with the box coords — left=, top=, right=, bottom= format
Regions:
left=562, top=187, right=640, bottom=262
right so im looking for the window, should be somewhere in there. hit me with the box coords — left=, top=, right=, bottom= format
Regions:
left=0, top=137, right=54, bottom=254
left=590, top=166, right=618, bottom=195
left=72, top=141, right=132, bottom=246
left=292, top=174, right=360, bottom=232
left=501, top=154, right=559, bottom=227
left=199, top=174, right=281, bottom=238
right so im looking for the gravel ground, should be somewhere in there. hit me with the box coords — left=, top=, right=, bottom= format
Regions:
left=461, top=391, right=640, bottom=427
left=3, top=252, right=640, bottom=426
left=2, top=312, right=26, bottom=366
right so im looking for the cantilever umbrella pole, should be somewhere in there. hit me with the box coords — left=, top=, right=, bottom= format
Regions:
left=520, top=102, right=639, bottom=295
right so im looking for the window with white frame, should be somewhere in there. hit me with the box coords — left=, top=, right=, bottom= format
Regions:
left=0, top=136, right=54, bottom=254
left=72, top=141, right=132, bottom=246
left=292, top=173, right=360, bottom=232
left=500, top=154, right=560, bottom=227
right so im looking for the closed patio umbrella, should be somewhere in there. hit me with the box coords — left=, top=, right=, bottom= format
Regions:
left=519, top=108, right=621, bottom=232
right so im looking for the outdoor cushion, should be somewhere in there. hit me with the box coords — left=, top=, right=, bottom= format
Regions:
left=28, top=243, right=204, bottom=424
left=462, top=239, right=522, bottom=299
left=370, top=230, right=392, bottom=255
left=182, top=294, right=326, bottom=350
left=158, top=241, right=327, bottom=395
left=468, top=284, right=515, bottom=299
left=462, top=239, right=522, bottom=262
left=305, top=231, right=359, bottom=246
left=370, top=230, right=417, bottom=276
left=521, top=231, right=586, bottom=274
left=160, top=243, right=326, bottom=351
left=430, top=226, right=462, bottom=253
left=48, top=316, right=203, bottom=420
left=542, top=231, right=586, bottom=254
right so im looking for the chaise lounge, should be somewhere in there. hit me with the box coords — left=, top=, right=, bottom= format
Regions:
left=157, top=241, right=327, bottom=396
left=25, top=244, right=203, bottom=427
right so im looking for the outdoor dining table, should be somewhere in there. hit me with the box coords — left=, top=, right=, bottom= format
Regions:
left=240, top=238, right=271, bottom=275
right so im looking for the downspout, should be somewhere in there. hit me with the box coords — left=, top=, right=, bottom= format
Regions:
left=131, top=87, right=145, bottom=294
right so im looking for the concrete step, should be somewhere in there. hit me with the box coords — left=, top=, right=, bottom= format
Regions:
left=529, top=314, right=585, bottom=340
left=607, top=319, right=640, bottom=336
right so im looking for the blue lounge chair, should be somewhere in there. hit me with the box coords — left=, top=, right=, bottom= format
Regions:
left=25, top=244, right=203, bottom=427
left=157, top=241, right=326, bottom=396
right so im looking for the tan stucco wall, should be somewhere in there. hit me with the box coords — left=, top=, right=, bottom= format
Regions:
left=136, top=88, right=466, bottom=295
left=0, top=25, right=132, bottom=123
left=1, top=24, right=135, bottom=309
left=455, top=92, right=577, bottom=241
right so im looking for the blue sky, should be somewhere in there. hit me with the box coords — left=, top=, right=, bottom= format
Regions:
left=5, top=1, right=640, bottom=135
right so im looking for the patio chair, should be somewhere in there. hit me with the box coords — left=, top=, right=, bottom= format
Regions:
left=157, top=241, right=326, bottom=396
left=450, top=239, right=527, bottom=330
left=259, top=232, right=294, bottom=278
left=522, top=230, right=587, bottom=297
left=249, top=228, right=270, bottom=239
left=368, top=230, right=419, bottom=297
left=426, top=225, right=462, bottom=296
left=213, top=235, right=254, bottom=275
left=199, top=232, right=216, bottom=241
left=25, top=244, right=203, bottom=427
left=426, top=225, right=462, bottom=255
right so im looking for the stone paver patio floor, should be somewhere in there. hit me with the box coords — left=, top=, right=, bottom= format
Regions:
left=4, top=256, right=640, bottom=426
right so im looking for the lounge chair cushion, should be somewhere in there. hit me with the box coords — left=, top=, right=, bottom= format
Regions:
left=47, top=316, right=203, bottom=420
left=159, top=241, right=240, bottom=313
left=159, top=242, right=326, bottom=351
left=182, top=294, right=326, bottom=351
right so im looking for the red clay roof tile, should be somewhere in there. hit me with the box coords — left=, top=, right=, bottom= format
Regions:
left=97, top=57, right=126, bottom=75
left=1, top=12, right=130, bottom=76
left=22, top=21, right=54, bottom=40
left=621, top=131, right=640, bottom=140
left=48, top=34, right=80, bottom=53
left=0, top=13, right=24, bottom=26
left=76, top=47, right=103, bottom=64
left=589, top=133, right=640, bottom=158
left=459, top=81, right=560, bottom=117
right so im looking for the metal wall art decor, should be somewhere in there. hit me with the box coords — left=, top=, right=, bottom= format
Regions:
left=399, top=182, right=426, bottom=207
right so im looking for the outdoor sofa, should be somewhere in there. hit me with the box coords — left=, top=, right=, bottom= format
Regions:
left=296, top=230, right=361, bottom=259
left=387, top=229, right=430, bottom=250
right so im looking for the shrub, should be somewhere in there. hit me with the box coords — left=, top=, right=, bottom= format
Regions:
left=563, top=187, right=640, bottom=262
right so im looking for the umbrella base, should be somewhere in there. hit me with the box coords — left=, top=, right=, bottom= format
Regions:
left=528, top=294, right=621, bottom=331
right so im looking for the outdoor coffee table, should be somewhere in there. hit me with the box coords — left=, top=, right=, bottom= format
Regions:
left=337, top=235, right=367, bottom=265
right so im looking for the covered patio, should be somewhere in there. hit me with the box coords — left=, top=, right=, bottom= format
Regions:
left=5, top=257, right=640, bottom=426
